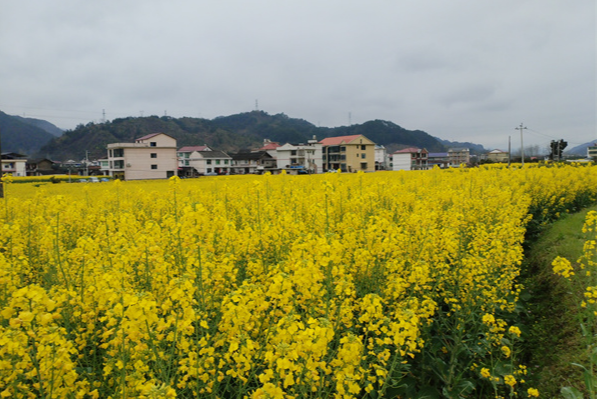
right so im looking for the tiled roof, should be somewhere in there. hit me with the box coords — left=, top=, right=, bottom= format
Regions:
left=319, top=135, right=362, bottom=146
left=136, top=133, right=162, bottom=141
left=178, top=146, right=210, bottom=152
left=394, top=147, right=423, bottom=154
left=198, top=150, right=231, bottom=159
left=230, top=151, right=273, bottom=160
left=259, top=142, right=281, bottom=151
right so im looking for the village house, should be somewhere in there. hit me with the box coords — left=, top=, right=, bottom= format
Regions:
left=258, top=139, right=282, bottom=158
left=392, top=148, right=429, bottom=171
left=587, top=143, right=597, bottom=161
left=276, top=136, right=323, bottom=174
left=448, top=148, right=470, bottom=167
left=177, top=145, right=232, bottom=176
left=107, top=133, right=178, bottom=180
left=374, top=145, right=389, bottom=170
left=26, top=158, right=58, bottom=176
left=320, top=134, right=376, bottom=172
left=1, top=152, right=27, bottom=177
left=427, top=152, right=450, bottom=169
left=230, top=151, right=276, bottom=174
left=486, top=149, right=510, bottom=163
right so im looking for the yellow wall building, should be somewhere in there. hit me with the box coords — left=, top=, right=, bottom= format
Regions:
left=320, top=134, right=376, bottom=172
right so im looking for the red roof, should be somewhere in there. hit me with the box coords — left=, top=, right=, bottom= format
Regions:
left=319, top=134, right=362, bottom=146
left=394, top=147, right=424, bottom=154
left=178, top=146, right=210, bottom=152
left=259, top=142, right=281, bottom=151
left=136, top=133, right=162, bottom=141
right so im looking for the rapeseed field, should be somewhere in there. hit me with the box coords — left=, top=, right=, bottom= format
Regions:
left=0, top=164, right=595, bottom=398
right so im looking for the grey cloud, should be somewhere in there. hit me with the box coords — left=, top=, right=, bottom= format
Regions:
left=0, top=0, right=595, bottom=151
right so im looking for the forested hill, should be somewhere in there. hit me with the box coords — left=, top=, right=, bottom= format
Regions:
left=35, top=111, right=485, bottom=161
left=0, top=111, right=57, bottom=156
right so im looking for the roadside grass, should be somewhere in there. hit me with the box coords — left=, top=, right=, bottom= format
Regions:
left=521, top=205, right=597, bottom=398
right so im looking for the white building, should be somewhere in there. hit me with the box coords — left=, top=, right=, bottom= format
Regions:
left=177, top=146, right=232, bottom=176
left=374, top=145, right=389, bottom=170
left=392, top=148, right=429, bottom=171
left=107, top=133, right=178, bottom=180
left=1, top=152, right=27, bottom=177
left=275, top=137, right=323, bottom=173
left=588, top=143, right=597, bottom=160
left=257, top=139, right=281, bottom=158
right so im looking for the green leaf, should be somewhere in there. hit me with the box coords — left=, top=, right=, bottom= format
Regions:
left=583, top=369, right=597, bottom=393
left=560, top=386, right=584, bottom=399
left=417, top=385, right=440, bottom=399
left=457, top=379, right=476, bottom=395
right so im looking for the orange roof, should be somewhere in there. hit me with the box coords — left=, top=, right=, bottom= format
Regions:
left=394, top=147, right=426, bottom=154
left=319, top=134, right=362, bottom=146
left=259, top=142, right=281, bottom=151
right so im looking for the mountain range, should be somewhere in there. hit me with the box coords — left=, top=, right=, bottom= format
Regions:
left=0, top=111, right=61, bottom=156
left=566, top=141, right=596, bottom=156
left=3, top=110, right=490, bottom=161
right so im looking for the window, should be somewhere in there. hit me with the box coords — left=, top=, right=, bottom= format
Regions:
left=291, top=150, right=297, bottom=156
left=113, top=149, right=124, bottom=157
left=216, top=160, right=221, bottom=165
left=151, top=164, right=157, bottom=170
left=150, top=142, right=157, bottom=147
left=361, top=153, right=366, bottom=159
left=184, top=160, right=189, bottom=166
left=114, top=160, right=124, bottom=169
left=361, top=145, right=366, bottom=150
left=206, top=160, right=212, bottom=165
left=224, top=160, right=229, bottom=164
left=151, top=153, right=157, bottom=158
left=340, top=146, right=346, bottom=152
left=207, top=168, right=212, bottom=173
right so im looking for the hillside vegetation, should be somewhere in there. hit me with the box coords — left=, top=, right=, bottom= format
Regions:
left=32, top=111, right=484, bottom=161
left=0, top=111, right=57, bottom=156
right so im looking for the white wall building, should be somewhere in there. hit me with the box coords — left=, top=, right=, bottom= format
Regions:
left=392, top=148, right=429, bottom=171
left=275, top=137, right=323, bottom=173
left=1, top=152, right=27, bottom=177
left=107, top=133, right=178, bottom=180
left=177, top=146, right=232, bottom=176
left=374, top=145, right=389, bottom=170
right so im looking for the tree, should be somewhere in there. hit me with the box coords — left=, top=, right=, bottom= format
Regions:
left=550, top=139, right=568, bottom=161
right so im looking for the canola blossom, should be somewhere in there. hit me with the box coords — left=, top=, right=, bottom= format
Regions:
left=0, top=164, right=596, bottom=398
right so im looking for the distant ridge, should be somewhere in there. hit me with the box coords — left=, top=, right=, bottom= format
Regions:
left=0, top=111, right=57, bottom=156
left=566, top=141, right=596, bottom=157
left=12, top=115, right=64, bottom=137
left=2, top=110, right=487, bottom=161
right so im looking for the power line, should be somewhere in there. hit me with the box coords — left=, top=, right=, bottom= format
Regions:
left=527, top=128, right=590, bottom=146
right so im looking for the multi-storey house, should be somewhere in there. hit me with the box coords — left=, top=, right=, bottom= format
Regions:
left=1, top=152, right=27, bottom=176
left=276, top=136, right=323, bottom=174
left=320, top=134, right=376, bottom=172
left=107, top=133, right=178, bottom=180
left=392, top=148, right=429, bottom=171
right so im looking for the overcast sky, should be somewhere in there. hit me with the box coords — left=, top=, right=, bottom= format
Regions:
left=1, top=1, right=596, bottom=150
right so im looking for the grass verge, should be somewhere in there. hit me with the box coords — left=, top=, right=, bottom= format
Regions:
left=520, top=204, right=597, bottom=398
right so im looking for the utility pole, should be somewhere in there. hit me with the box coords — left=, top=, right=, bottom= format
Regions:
left=0, top=127, right=3, bottom=198
left=515, top=123, right=527, bottom=167
left=508, top=136, right=511, bottom=167
left=85, top=151, right=89, bottom=176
